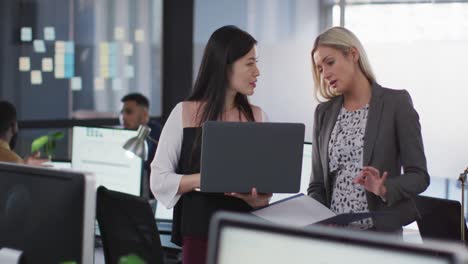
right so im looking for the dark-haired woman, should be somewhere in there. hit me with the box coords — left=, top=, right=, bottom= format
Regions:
left=150, top=25, right=271, bottom=264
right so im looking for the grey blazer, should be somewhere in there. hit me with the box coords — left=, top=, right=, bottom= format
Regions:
left=308, top=82, right=430, bottom=232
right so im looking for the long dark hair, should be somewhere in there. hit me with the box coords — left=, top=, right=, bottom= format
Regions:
left=188, top=25, right=257, bottom=125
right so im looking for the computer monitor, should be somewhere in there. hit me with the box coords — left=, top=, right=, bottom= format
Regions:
left=207, top=212, right=468, bottom=264
left=72, top=126, right=143, bottom=196
left=270, top=142, right=312, bottom=203
left=0, top=162, right=95, bottom=264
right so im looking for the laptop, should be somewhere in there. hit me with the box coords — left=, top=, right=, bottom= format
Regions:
left=207, top=211, right=468, bottom=264
left=200, top=121, right=305, bottom=193
left=414, top=195, right=468, bottom=243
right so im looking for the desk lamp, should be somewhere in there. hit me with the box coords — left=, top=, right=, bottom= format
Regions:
left=123, top=125, right=158, bottom=160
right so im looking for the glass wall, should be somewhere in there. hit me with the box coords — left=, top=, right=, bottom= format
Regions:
left=194, top=0, right=323, bottom=140
left=2, top=0, right=162, bottom=119
left=335, top=1, right=468, bottom=209
left=0, top=0, right=162, bottom=158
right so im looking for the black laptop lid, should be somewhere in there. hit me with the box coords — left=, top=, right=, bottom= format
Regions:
left=200, top=122, right=305, bottom=193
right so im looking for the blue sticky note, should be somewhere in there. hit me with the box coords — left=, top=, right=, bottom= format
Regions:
left=109, top=55, right=118, bottom=78
left=21, top=27, right=32, bottom=42
left=44, top=27, right=56, bottom=41
left=109, top=64, right=118, bottom=78
left=64, top=65, right=74, bottom=78
left=65, top=41, right=74, bottom=53
left=108, top=42, right=118, bottom=55
left=65, top=54, right=74, bottom=65
left=33, top=40, right=46, bottom=53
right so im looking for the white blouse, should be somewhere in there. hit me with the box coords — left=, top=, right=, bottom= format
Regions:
left=150, top=102, right=268, bottom=209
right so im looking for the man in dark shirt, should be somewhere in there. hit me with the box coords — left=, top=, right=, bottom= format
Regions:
left=120, top=93, right=162, bottom=198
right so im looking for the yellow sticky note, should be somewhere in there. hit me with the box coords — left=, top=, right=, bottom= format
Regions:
left=31, top=70, right=43, bottom=85
left=100, top=67, right=109, bottom=78
left=55, top=54, right=65, bottom=65
left=94, top=78, right=105, bottom=91
left=114, top=27, right=125, bottom=40
left=100, top=55, right=109, bottom=65
left=19, top=57, right=31, bottom=72
left=123, top=43, right=133, bottom=56
left=100, top=42, right=109, bottom=54
left=55, top=65, right=65, bottom=79
left=42, top=58, right=53, bottom=72
left=135, top=29, right=145, bottom=43
left=55, top=41, right=66, bottom=53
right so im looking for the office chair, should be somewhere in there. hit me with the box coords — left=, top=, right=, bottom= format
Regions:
left=414, top=195, right=468, bottom=244
left=96, top=186, right=165, bottom=264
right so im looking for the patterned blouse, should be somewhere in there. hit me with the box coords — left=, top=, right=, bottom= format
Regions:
left=328, top=104, right=373, bottom=229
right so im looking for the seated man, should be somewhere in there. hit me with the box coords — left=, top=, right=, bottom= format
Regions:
left=0, top=101, right=47, bottom=165
left=120, top=93, right=162, bottom=198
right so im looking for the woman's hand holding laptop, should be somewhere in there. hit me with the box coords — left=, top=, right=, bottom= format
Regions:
left=225, top=187, right=272, bottom=208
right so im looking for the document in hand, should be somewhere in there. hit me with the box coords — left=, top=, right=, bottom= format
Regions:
left=251, top=193, right=374, bottom=227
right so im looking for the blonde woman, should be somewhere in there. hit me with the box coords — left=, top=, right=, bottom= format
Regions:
left=308, top=27, right=429, bottom=232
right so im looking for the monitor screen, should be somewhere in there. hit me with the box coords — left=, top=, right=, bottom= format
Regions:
left=72, top=126, right=142, bottom=196
left=270, top=142, right=311, bottom=203
left=0, top=162, right=95, bottom=264
left=208, top=213, right=462, bottom=264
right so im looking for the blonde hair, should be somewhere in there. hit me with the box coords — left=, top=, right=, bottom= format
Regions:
left=311, top=27, right=375, bottom=101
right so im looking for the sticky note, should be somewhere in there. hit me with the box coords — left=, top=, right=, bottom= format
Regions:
left=135, top=29, right=145, bottom=43
left=44, top=27, right=55, bottom=41
left=112, top=78, right=122, bottom=91
left=125, top=65, right=134, bottom=78
left=55, top=41, right=66, bottom=53
left=55, top=65, right=65, bottom=79
left=42, top=58, right=53, bottom=72
left=123, top=43, right=133, bottom=56
left=65, top=54, right=74, bottom=65
left=114, top=27, right=125, bottom=40
left=64, top=65, right=74, bottom=78
left=108, top=42, right=118, bottom=55
left=31, top=70, right=42, bottom=85
left=100, top=55, right=109, bottom=65
left=33, top=40, right=46, bottom=53
left=100, top=42, right=109, bottom=54
left=65, top=41, right=74, bottom=53
left=71, top=77, right=82, bottom=91
left=94, top=78, right=105, bottom=91
left=55, top=54, right=65, bottom=65
left=21, top=27, right=32, bottom=42
left=19, top=57, right=31, bottom=72
left=100, top=67, right=109, bottom=78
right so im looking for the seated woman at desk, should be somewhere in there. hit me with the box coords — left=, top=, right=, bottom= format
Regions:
left=150, top=25, right=271, bottom=264
left=308, top=27, right=430, bottom=232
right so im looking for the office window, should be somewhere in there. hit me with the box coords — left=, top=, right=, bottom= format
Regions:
left=337, top=1, right=468, bottom=181
left=194, top=0, right=323, bottom=141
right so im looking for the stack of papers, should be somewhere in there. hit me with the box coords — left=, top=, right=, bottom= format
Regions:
left=252, top=194, right=374, bottom=227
